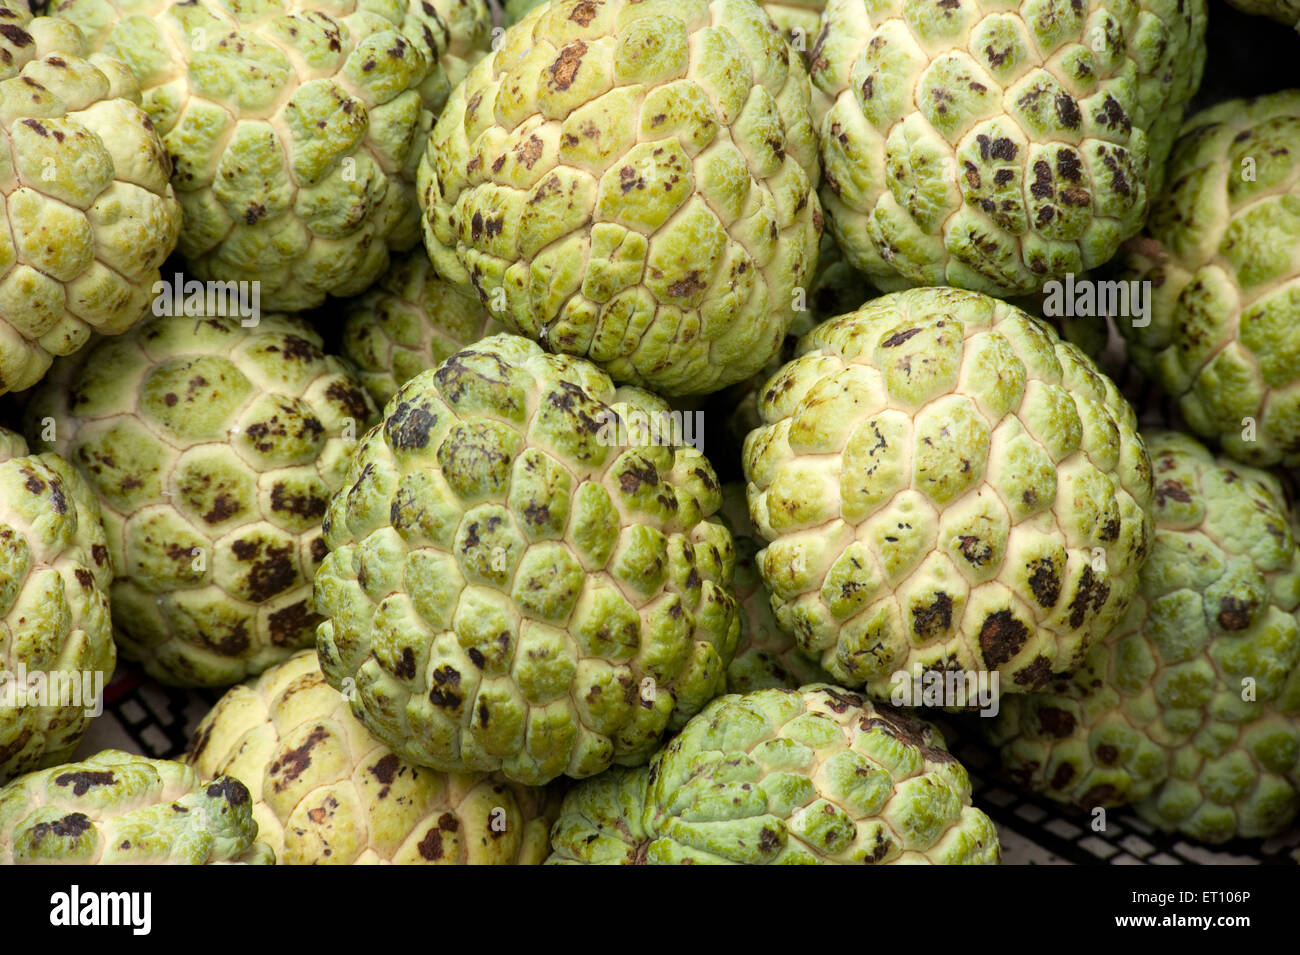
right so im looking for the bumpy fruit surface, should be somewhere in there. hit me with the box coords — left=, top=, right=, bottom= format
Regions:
left=505, top=0, right=827, bottom=53
left=992, top=432, right=1300, bottom=843
left=28, top=314, right=377, bottom=687
left=743, top=287, right=1153, bottom=696
left=419, top=0, right=824, bottom=396
left=188, top=649, right=556, bottom=863
left=341, top=251, right=503, bottom=407
left=810, top=0, right=1206, bottom=296
left=54, top=0, right=485, bottom=311
left=315, top=333, right=740, bottom=785
left=718, top=484, right=830, bottom=692
left=1119, top=93, right=1300, bottom=468
left=0, top=430, right=114, bottom=785
left=0, top=3, right=181, bottom=394
left=548, top=684, right=1000, bottom=863
left=0, top=749, right=273, bottom=863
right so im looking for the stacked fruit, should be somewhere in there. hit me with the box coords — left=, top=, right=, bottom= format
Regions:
left=0, top=0, right=1297, bottom=866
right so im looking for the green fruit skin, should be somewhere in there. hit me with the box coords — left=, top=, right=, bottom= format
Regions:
left=993, top=431, right=1300, bottom=843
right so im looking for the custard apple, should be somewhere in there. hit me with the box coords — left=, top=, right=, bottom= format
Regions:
left=0, top=430, right=114, bottom=785
left=418, top=0, right=824, bottom=396
left=53, top=0, right=486, bottom=311
left=27, top=313, right=378, bottom=687
left=992, top=431, right=1300, bottom=843
left=809, top=0, right=1207, bottom=297
left=0, top=2, right=181, bottom=394
left=548, top=684, right=1001, bottom=863
left=315, top=333, right=740, bottom=785
left=0, top=749, right=273, bottom=863
left=743, top=287, right=1153, bottom=697
left=1118, top=92, right=1300, bottom=469
left=718, top=484, right=831, bottom=692
left=188, top=649, right=557, bottom=863
left=341, top=250, right=504, bottom=407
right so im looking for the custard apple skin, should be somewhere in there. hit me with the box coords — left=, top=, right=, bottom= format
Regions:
left=809, top=0, right=1206, bottom=297
left=1118, top=93, right=1300, bottom=469
left=548, top=684, right=1000, bottom=863
left=0, top=749, right=273, bottom=863
left=53, top=0, right=481, bottom=312
left=503, top=0, right=827, bottom=55
left=187, top=649, right=556, bottom=863
left=0, top=430, right=115, bottom=785
left=743, top=287, right=1153, bottom=696
left=26, top=314, right=378, bottom=688
left=0, top=3, right=181, bottom=394
left=718, top=484, right=831, bottom=692
left=315, top=333, right=741, bottom=786
left=341, top=250, right=504, bottom=407
left=992, top=431, right=1300, bottom=844
left=418, top=0, right=824, bottom=397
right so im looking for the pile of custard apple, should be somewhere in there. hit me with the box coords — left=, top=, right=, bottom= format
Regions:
left=0, top=0, right=1297, bottom=866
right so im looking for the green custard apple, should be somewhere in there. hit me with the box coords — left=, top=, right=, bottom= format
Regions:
left=0, top=1, right=181, bottom=394
left=0, top=429, right=114, bottom=785
left=315, top=333, right=740, bottom=785
left=188, top=649, right=556, bottom=863
left=1119, top=92, right=1300, bottom=468
left=0, top=749, right=273, bottom=863
left=341, top=250, right=504, bottom=407
left=419, top=0, right=824, bottom=396
left=54, top=0, right=490, bottom=311
left=809, top=0, right=1206, bottom=296
left=743, top=286, right=1153, bottom=697
left=27, top=313, right=377, bottom=687
left=548, top=684, right=1000, bottom=863
left=992, top=431, right=1300, bottom=843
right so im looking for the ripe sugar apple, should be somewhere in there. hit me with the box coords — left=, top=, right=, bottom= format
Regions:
left=0, top=2, right=181, bottom=394
left=1118, top=92, right=1300, bottom=469
left=743, top=287, right=1153, bottom=697
left=418, top=0, right=825, bottom=396
left=187, top=649, right=556, bottom=863
left=315, top=333, right=740, bottom=786
left=341, top=250, right=504, bottom=407
left=718, top=484, right=831, bottom=692
left=548, top=684, right=1000, bottom=863
left=992, top=431, right=1300, bottom=843
left=0, top=429, right=114, bottom=785
left=809, top=0, right=1207, bottom=297
left=53, top=0, right=487, bottom=312
left=27, top=313, right=378, bottom=688
left=0, top=749, right=273, bottom=863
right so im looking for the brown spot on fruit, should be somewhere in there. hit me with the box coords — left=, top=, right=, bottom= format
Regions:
left=1036, top=706, right=1075, bottom=738
left=911, top=593, right=953, bottom=640
left=53, top=771, right=115, bottom=797
left=550, top=40, right=587, bottom=91
left=269, top=725, right=329, bottom=790
left=1027, top=558, right=1061, bottom=607
left=978, top=610, right=1028, bottom=667
left=1217, top=596, right=1253, bottom=631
